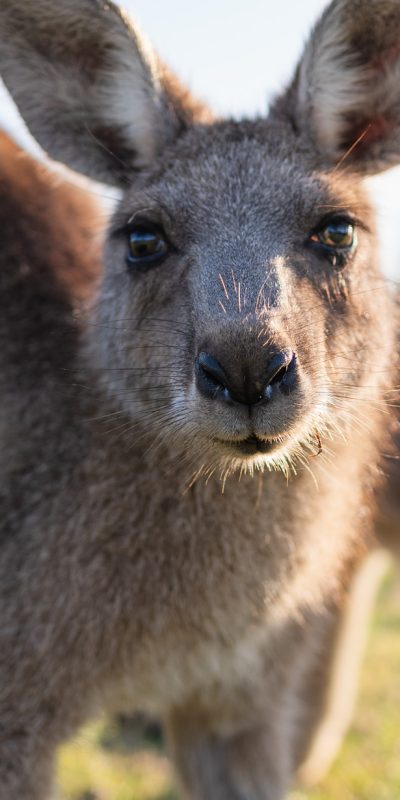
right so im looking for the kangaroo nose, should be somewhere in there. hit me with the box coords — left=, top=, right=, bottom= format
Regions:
left=195, top=350, right=297, bottom=405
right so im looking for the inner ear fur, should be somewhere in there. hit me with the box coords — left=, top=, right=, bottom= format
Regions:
left=0, top=0, right=211, bottom=186
left=285, top=0, right=400, bottom=174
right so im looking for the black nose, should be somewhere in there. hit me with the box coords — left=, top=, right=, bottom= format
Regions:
left=195, top=350, right=297, bottom=406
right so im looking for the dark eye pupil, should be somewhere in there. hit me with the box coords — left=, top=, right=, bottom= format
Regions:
left=129, top=229, right=162, bottom=257
left=319, top=222, right=354, bottom=248
left=127, top=226, right=168, bottom=266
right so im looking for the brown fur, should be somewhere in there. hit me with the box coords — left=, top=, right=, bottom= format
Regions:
left=375, top=419, right=400, bottom=552
left=0, top=132, right=101, bottom=302
left=0, top=2, right=399, bottom=798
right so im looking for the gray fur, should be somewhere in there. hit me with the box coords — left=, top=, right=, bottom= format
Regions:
left=0, top=0, right=210, bottom=185
left=0, top=2, right=399, bottom=798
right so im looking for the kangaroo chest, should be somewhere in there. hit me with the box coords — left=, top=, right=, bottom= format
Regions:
left=73, top=461, right=358, bottom=714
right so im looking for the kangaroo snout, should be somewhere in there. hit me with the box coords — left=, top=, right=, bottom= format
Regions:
left=192, top=326, right=308, bottom=465
left=195, top=348, right=297, bottom=406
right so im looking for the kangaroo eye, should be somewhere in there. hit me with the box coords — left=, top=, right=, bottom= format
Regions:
left=127, top=225, right=169, bottom=267
left=310, top=220, right=355, bottom=250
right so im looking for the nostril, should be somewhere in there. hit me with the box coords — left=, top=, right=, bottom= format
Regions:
left=262, top=351, right=298, bottom=401
left=196, top=352, right=228, bottom=388
left=265, top=351, right=294, bottom=388
left=279, top=352, right=298, bottom=395
left=269, top=364, right=288, bottom=387
left=195, top=352, right=232, bottom=401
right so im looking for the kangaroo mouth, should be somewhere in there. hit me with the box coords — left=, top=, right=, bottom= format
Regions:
left=215, top=435, right=284, bottom=457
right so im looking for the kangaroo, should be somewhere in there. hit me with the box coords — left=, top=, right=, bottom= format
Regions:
left=0, top=1, right=399, bottom=798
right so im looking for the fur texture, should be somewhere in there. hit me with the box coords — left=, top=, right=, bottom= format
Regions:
left=0, top=2, right=399, bottom=798
left=0, top=0, right=211, bottom=184
left=293, top=0, right=400, bottom=171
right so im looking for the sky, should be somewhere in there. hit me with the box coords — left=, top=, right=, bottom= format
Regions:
left=0, top=0, right=399, bottom=277
left=122, top=0, right=328, bottom=118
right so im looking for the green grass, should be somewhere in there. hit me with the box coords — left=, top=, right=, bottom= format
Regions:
left=58, top=570, right=400, bottom=800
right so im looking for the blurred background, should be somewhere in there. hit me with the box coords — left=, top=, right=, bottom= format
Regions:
left=1, top=1, right=399, bottom=798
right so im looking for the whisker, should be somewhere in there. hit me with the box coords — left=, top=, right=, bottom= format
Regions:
left=218, top=273, right=230, bottom=301
left=332, top=125, right=372, bottom=173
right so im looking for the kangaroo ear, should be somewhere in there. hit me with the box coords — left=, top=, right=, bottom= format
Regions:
left=288, top=0, right=400, bottom=174
left=0, top=0, right=209, bottom=186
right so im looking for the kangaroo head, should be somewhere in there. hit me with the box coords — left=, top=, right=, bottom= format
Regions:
left=1, top=0, right=398, bottom=477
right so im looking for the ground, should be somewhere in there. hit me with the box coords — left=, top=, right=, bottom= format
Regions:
left=58, top=568, right=400, bottom=800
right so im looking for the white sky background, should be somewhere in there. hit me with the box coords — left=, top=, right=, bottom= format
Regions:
left=0, top=0, right=399, bottom=278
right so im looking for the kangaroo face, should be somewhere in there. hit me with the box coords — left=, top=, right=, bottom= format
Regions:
left=94, top=122, right=381, bottom=475
left=0, top=0, right=398, bottom=478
